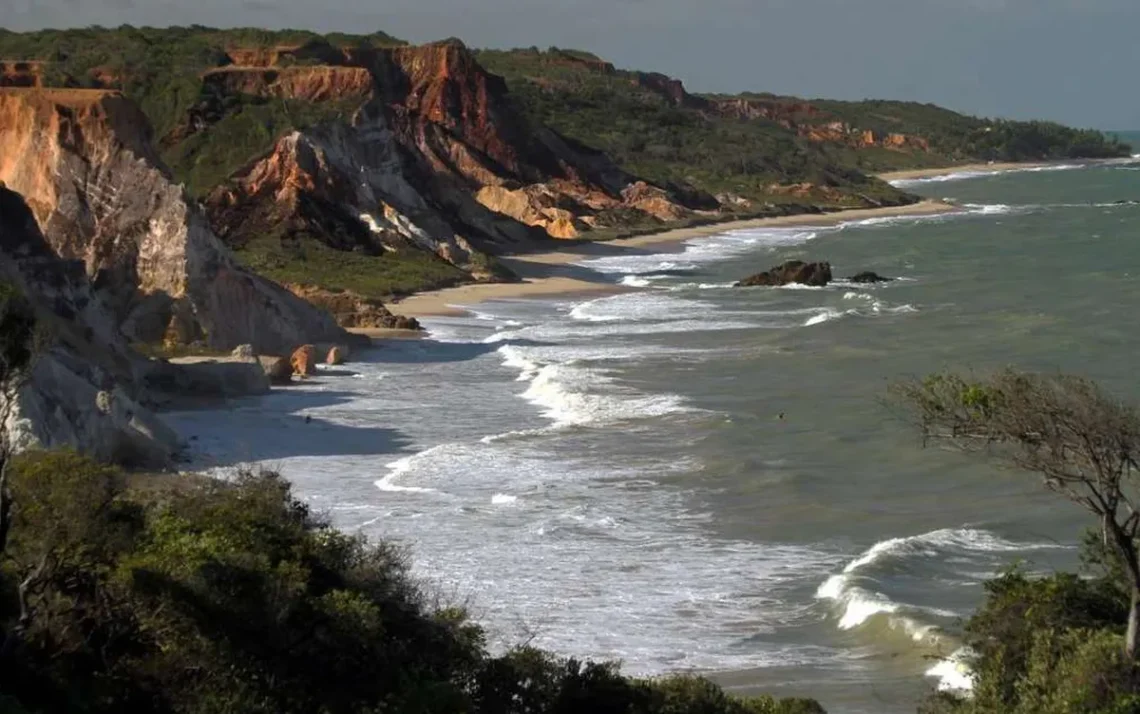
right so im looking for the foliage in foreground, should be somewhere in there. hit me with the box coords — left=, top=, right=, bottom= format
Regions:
left=922, top=555, right=1140, bottom=714
left=0, top=450, right=822, bottom=714
left=898, top=369, right=1140, bottom=713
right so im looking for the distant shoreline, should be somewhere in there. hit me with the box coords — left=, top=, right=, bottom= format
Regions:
left=386, top=199, right=956, bottom=319
left=874, top=161, right=1053, bottom=182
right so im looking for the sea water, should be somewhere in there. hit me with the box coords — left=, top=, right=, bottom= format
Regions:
left=169, top=158, right=1140, bottom=713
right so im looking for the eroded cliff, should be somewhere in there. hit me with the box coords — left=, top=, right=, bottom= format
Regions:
left=203, top=38, right=709, bottom=271
left=0, top=87, right=349, bottom=354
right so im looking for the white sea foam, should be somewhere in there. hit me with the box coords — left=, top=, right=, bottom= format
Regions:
left=569, top=292, right=717, bottom=323
left=889, top=163, right=1084, bottom=188
left=927, top=647, right=977, bottom=693
left=620, top=275, right=653, bottom=287
left=817, top=529, right=1068, bottom=648
left=577, top=227, right=819, bottom=277
left=496, top=345, right=693, bottom=428
left=491, top=493, right=519, bottom=505
left=376, top=449, right=446, bottom=494
left=804, top=309, right=847, bottom=327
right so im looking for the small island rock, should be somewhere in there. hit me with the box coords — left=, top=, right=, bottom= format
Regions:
left=846, top=271, right=893, bottom=283
left=735, top=260, right=832, bottom=287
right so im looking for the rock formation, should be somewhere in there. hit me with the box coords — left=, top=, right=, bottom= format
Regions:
left=846, top=271, right=893, bottom=283
left=0, top=186, right=181, bottom=465
left=291, top=345, right=317, bottom=377
left=202, top=39, right=713, bottom=270
left=259, top=355, right=293, bottom=384
left=0, top=87, right=350, bottom=355
left=735, top=260, right=833, bottom=287
left=286, top=284, right=421, bottom=330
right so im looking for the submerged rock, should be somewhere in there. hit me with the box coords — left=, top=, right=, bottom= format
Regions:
left=735, top=260, right=832, bottom=287
left=846, top=271, right=893, bottom=283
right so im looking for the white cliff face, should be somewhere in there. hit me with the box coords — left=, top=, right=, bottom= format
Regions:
left=0, top=184, right=182, bottom=467
left=3, top=353, right=181, bottom=468
left=0, top=88, right=348, bottom=355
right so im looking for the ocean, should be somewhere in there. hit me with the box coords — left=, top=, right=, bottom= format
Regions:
left=169, top=156, right=1140, bottom=713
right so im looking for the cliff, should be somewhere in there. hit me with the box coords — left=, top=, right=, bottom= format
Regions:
left=204, top=39, right=706, bottom=269
left=0, top=186, right=181, bottom=466
left=0, top=87, right=350, bottom=354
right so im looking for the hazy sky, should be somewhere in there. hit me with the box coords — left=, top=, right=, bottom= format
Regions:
left=3, top=0, right=1137, bottom=129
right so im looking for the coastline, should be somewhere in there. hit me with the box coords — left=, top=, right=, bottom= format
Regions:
left=875, top=160, right=1061, bottom=182
left=387, top=199, right=956, bottom=318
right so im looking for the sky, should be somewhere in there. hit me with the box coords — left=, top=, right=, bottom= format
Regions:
left=2, top=0, right=1137, bottom=129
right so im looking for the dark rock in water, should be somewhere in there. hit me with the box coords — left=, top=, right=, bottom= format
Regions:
left=735, top=260, right=832, bottom=287
left=846, top=271, right=893, bottom=283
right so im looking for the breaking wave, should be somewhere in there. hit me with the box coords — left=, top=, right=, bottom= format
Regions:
left=817, top=528, right=1067, bottom=691
left=889, top=163, right=1084, bottom=188
left=496, top=345, right=694, bottom=428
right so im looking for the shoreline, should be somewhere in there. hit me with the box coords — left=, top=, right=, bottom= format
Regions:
left=387, top=199, right=956, bottom=318
left=875, top=161, right=1052, bottom=182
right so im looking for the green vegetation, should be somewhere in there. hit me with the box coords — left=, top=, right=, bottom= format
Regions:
left=237, top=234, right=471, bottom=298
left=921, top=552, right=1140, bottom=714
left=0, top=26, right=399, bottom=183
left=164, top=96, right=359, bottom=198
left=804, top=98, right=1132, bottom=170
left=0, top=450, right=823, bottom=714
left=476, top=49, right=907, bottom=208
left=477, top=49, right=1130, bottom=198
left=896, top=369, right=1140, bottom=712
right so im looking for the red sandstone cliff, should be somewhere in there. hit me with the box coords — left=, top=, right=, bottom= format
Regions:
left=202, top=40, right=709, bottom=263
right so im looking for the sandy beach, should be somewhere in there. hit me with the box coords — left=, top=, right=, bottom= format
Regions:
left=387, top=199, right=956, bottom=318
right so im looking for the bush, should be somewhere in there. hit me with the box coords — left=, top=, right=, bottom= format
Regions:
left=0, top=452, right=826, bottom=714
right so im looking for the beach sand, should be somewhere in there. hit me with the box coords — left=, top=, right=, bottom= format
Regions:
left=387, top=199, right=956, bottom=318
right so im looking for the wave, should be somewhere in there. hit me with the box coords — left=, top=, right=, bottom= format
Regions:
left=376, top=449, right=447, bottom=494
left=927, top=647, right=976, bottom=693
left=577, top=228, right=820, bottom=277
left=569, top=292, right=718, bottom=323
left=817, top=528, right=1066, bottom=653
left=491, top=493, right=519, bottom=506
left=804, top=309, right=847, bottom=327
left=803, top=293, right=918, bottom=327
left=889, top=163, right=1085, bottom=188
left=497, top=345, right=693, bottom=428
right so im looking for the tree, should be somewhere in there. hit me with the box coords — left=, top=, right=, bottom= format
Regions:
left=894, top=369, right=1140, bottom=659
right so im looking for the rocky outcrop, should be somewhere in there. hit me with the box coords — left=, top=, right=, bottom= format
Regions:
left=326, top=345, right=346, bottom=365
left=201, top=66, right=374, bottom=103
left=0, top=61, right=43, bottom=88
left=291, top=345, right=317, bottom=377
left=286, top=284, right=421, bottom=330
left=259, top=355, right=293, bottom=384
left=735, top=260, right=833, bottom=287
left=0, top=87, right=350, bottom=355
left=846, top=271, right=892, bottom=283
